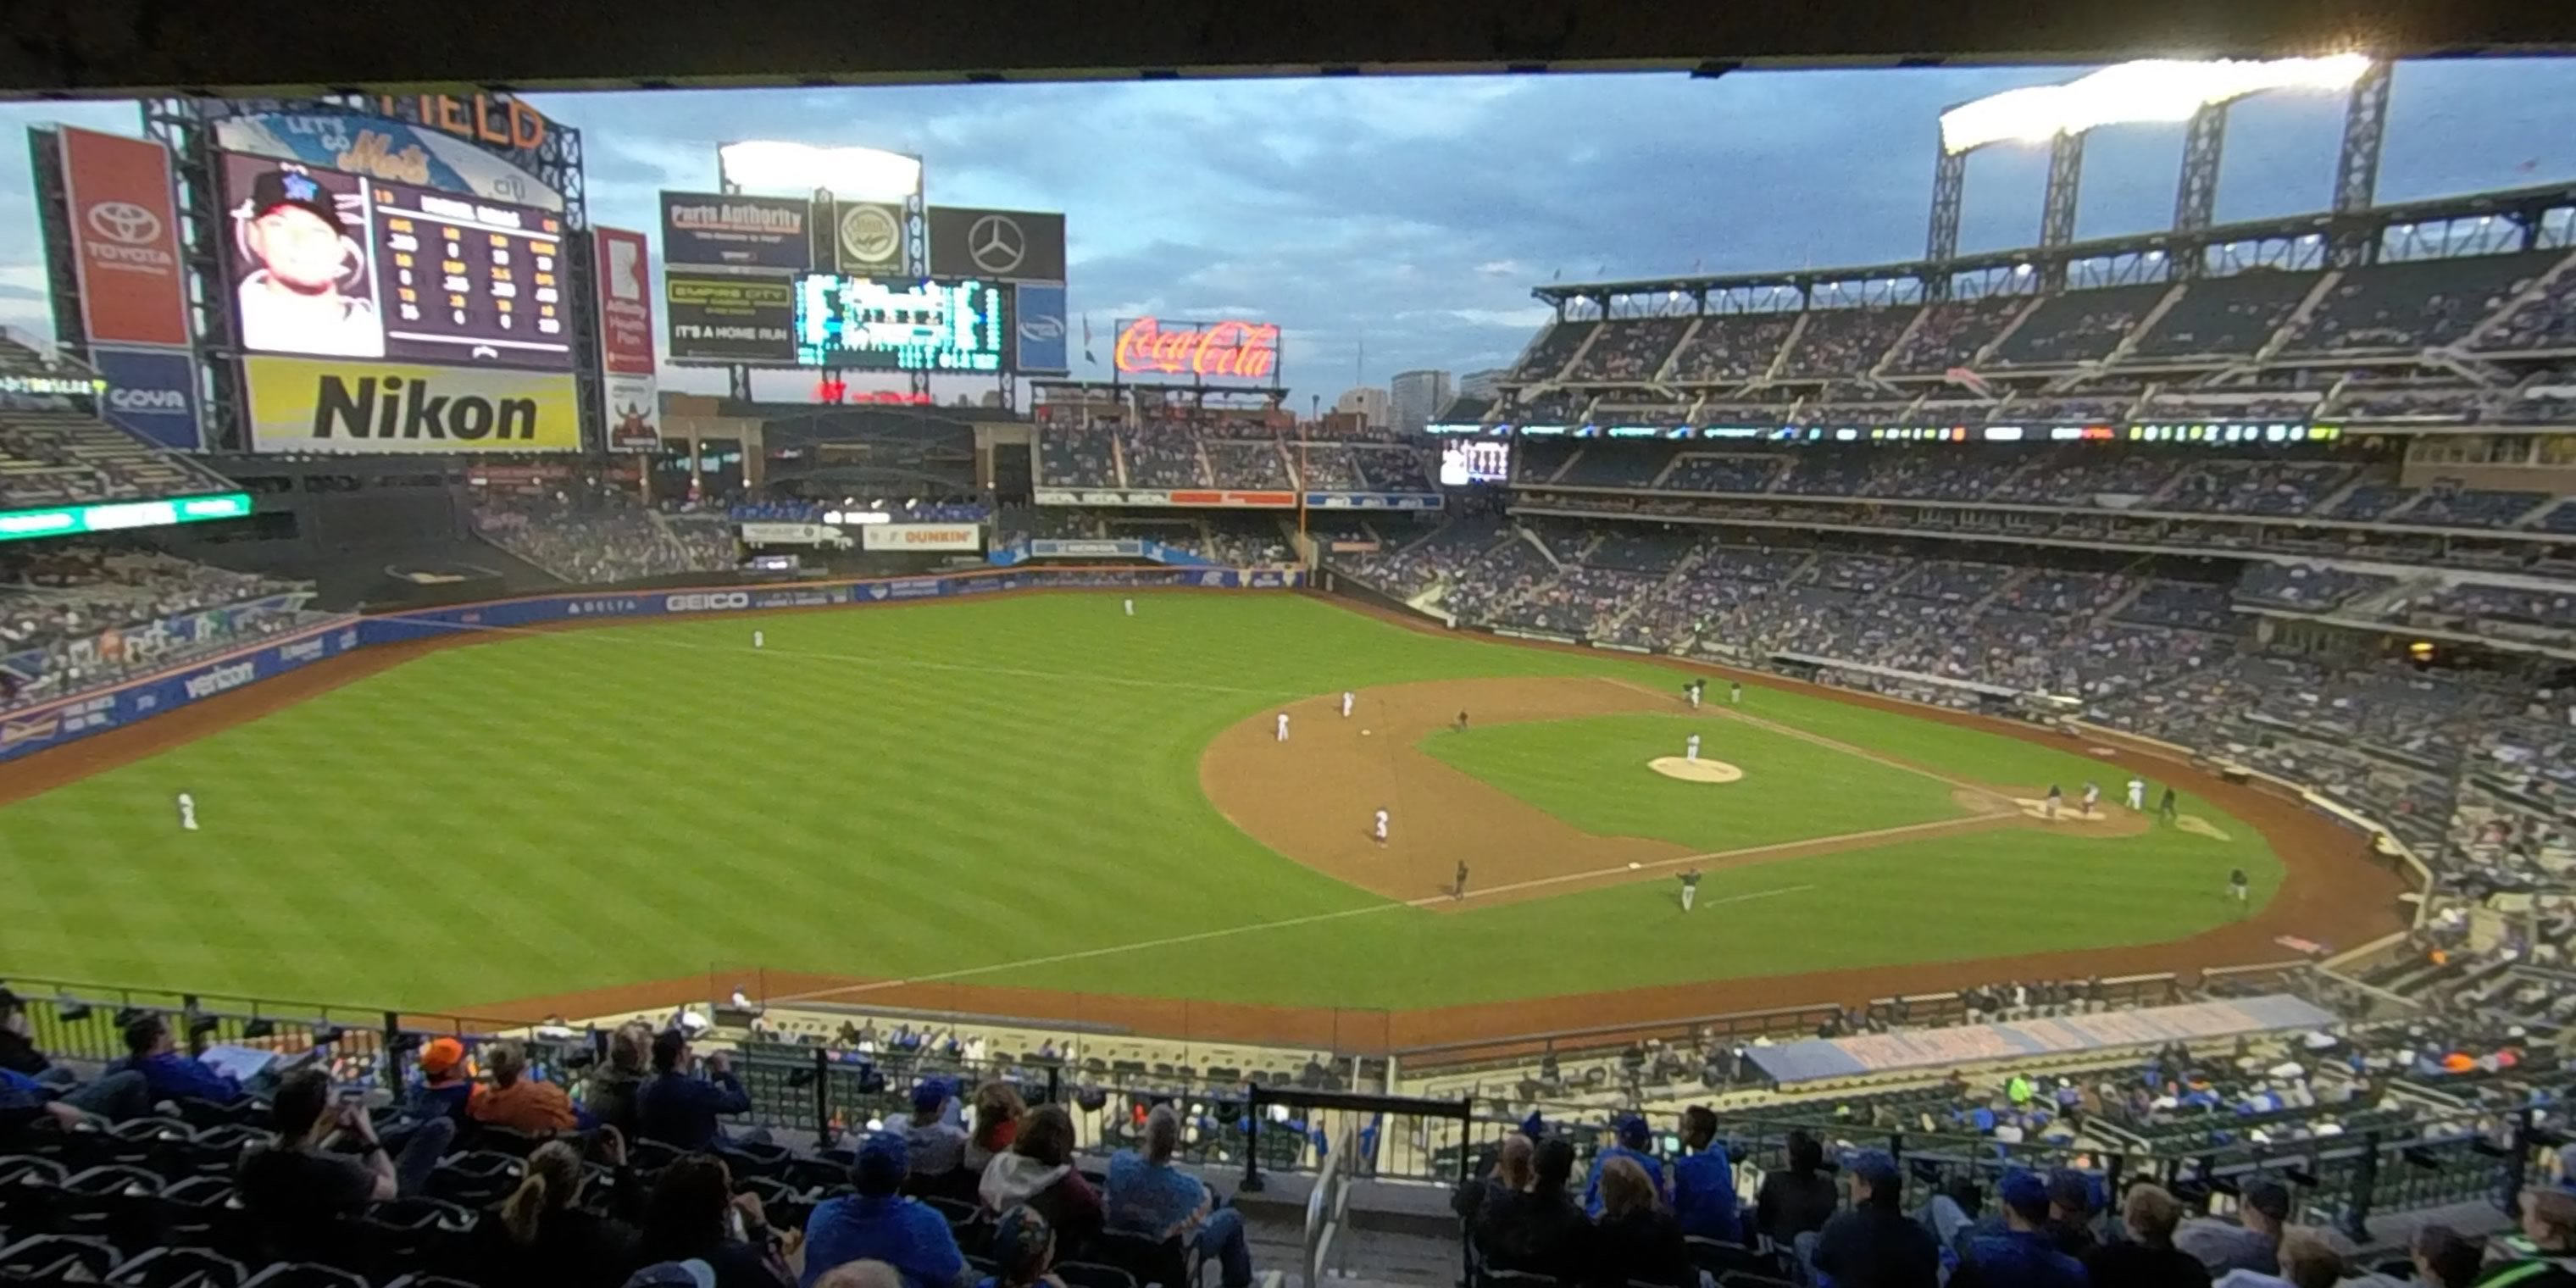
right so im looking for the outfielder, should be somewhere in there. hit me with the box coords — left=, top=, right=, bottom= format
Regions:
left=1124, top=598, right=1135, bottom=616
left=1276, top=713, right=1291, bottom=742
left=752, top=630, right=764, bottom=650
left=2081, top=781, right=2100, bottom=817
left=1341, top=691, right=1355, bottom=719
left=2127, top=777, right=2146, bottom=812
left=1685, top=733, right=1702, bottom=763
left=1373, top=808, right=1389, bottom=845
left=175, top=792, right=198, bottom=832
left=1679, top=867, right=1702, bottom=912
left=1729, top=681, right=1743, bottom=705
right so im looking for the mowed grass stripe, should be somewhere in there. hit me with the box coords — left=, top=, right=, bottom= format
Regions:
left=0, top=594, right=2282, bottom=1011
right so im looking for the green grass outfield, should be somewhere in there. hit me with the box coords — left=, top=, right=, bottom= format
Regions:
left=0, top=593, right=2281, bottom=1013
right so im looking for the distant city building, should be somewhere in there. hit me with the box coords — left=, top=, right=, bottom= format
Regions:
left=1389, top=369, right=1453, bottom=434
left=1457, top=369, right=1508, bottom=402
left=1333, top=386, right=1390, bottom=427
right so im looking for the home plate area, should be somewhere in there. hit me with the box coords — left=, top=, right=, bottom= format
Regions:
left=1647, top=756, right=1746, bottom=784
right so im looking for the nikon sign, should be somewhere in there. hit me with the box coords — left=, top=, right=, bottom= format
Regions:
left=244, top=357, right=580, bottom=454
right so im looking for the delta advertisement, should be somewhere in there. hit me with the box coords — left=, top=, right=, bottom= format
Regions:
left=244, top=356, right=582, bottom=453
left=58, top=126, right=193, bottom=349
left=0, top=569, right=1303, bottom=764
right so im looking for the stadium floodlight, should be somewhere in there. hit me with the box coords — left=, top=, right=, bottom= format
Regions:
left=1940, top=54, right=2371, bottom=154
left=718, top=141, right=922, bottom=199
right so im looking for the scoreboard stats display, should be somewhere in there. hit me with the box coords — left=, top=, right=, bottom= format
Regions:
left=1440, top=439, right=1511, bottom=486
left=792, top=275, right=1008, bottom=373
left=219, top=152, right=569, bottom=370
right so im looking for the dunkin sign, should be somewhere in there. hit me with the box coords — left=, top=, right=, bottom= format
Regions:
left=1113, top=317, right=1280, bottom=382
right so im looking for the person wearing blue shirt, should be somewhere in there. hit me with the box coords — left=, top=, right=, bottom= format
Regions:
left=1105, top=1105, right=1254, bottom=1288
left=637, top=1029, right=758, bottom=1152
left=1670, top=1106, right=1740, bottom=1243
left=111, top=1013, right=242, bottom=1105
left=1951, top=1171, right=2089, bottom=1288
left=802, top=1133, right=969, bottom=1288
left=1582, top=1113, right=1670, bottom=1218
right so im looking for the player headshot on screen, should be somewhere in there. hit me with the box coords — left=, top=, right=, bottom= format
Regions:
left=233, top=166, right=383, bottom=358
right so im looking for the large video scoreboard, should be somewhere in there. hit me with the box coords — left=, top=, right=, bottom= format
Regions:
left=791, top=275, right=1008, bottom=373
left=219, top=152, right=569, bottom=370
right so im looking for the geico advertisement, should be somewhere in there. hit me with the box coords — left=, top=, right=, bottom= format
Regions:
left=246, top=356, right=580, bottom=453
left=860, top=523, right=982, bottom=552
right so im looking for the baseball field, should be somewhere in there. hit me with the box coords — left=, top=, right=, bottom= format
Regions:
left=0, top=590, right=2402, bottom=1036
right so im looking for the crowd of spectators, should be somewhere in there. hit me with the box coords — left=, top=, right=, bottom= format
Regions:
left=1568, top=319, right=1690, bottom=382
left=0, top=544, right=319, bottom=710
left=730, top=501, right=991, bottom=525
left=0, top=408, right=243, bottom=510
left=1990, top=285, right=2168, bottom=366
left=473, top=494, right=736, bottom=586
left=1885, top=297, right=2030, bottom=373
left=1668, top=314, right=1801, bottom=383
left=1035, top=424, right=1437, bottom=493
left=1779, top=306, right=1921, bottom=377
left=2132, top=271, right=2320, bottom=358
left=2287, top=253, right=2556, bottom=354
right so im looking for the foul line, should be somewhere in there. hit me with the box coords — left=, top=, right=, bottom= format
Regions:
left=1599, top=677, right=1990, bottom=793
left=763, top=882, right=1819, bottom=1008
left=364, top=610, right=1296, bottom=699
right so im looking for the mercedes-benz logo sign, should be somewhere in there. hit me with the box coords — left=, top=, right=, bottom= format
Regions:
left=967, top=214, right=1026, bottom=274
left=86, top=201, right=161, bottom=246
left=840, top=204, right=899, bottom=265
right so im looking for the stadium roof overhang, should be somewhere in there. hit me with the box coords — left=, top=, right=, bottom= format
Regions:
left=1530, top=179, right=2576, bottom=303
left=2, top=0, right=2572, bottom=99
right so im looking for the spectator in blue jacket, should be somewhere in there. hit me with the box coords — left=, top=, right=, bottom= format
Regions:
left=112, top=1013, right=243, bottom=1104
left=638, top=1029, right=758, bottom=1151
left=1671, top=1106, right=1740, bottom=1243
left=1952, top=1171, right=2089, bottom=1288
left=1584, top=1113, right=1670, bottom=1217
left=801, top=1132, right=969, bottom=1288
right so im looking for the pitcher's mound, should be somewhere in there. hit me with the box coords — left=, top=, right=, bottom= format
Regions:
left=1649, top=757, right=1745, bottom=784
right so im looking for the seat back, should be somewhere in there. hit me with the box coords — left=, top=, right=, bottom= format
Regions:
left=1090, top=1229, right=1188, bottom=1288
left=1058, top=1260, right=1141, bottom=1288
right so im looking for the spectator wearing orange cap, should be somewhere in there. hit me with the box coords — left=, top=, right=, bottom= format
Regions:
left=469, top=1040, right=585, bottom=1135
left=413, top=1036, right=479, bottom=1127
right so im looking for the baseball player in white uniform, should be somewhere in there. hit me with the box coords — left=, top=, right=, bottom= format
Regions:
left=1124, top=598, right=1135, bottom=616
left=2127, top=777, right=2147, bottom=812
left=1373, top=808, right=1389, bottom=845
left=1685, top=733, right=1702, bottom=763
left=176, top=792, right=198, bottom=831
left=1686, top=680, right=1702, bottom=709
left=1341, top=691, right=1354, bottom=719
left=752, top=630, right=764, bottom=650
left=2082, top=782, right=2101, bottom=817
left=1276, top=713, right=1291, bottom=742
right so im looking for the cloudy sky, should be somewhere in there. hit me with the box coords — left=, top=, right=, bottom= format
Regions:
left=2, top=58, right=2573, bottom=401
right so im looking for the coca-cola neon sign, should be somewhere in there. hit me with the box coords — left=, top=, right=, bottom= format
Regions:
left=1113, top=317, right=1281, bottom=382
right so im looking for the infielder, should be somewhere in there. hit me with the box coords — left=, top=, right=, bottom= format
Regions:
left=1679, top=867, right=1702, bottom=912
left=1729, top=681, right=1743, bottom=705
left=2127, top=777, right=2146, bottom=812
left=1685, top=733, right=1702, bottom=763
left=1276, top=713, right=1291, bottom=742
left=2229, top=867, right=2250, bottom=910
left=752, top=630, right=764, bottom=650
left=1341, top=691, right=1355, bottom=719
left=175, top=792, right=198, bottom=832
left=2158, top=786, right=2179, bottom=822
left=2044, top=784, right=2063, bottom=820
left=1685, top=680, right=1702, bottom=709
left=1373, top=808, right=1389, bottom=846
left=1454, top=861, right=1468, bottom=901
left=2081, top=781, right=2100, bottom=817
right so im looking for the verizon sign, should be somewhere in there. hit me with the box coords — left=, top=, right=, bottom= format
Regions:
left=860, top=522, right=982, bottom=552
left=1113, top=317, right=1280, bottom=383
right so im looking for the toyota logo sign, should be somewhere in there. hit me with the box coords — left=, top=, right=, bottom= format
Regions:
left=86, top=201, right=162, bottom=246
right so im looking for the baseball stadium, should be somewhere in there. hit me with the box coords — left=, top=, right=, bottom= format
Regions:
left=0, top=22, right=2570, bottom=1288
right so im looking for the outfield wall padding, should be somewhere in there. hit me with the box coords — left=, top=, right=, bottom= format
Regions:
left=0, top=565, right=1303, bottom=764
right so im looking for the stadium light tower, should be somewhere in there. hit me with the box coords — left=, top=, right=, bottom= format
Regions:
left=1923, top=54, right=2374, bottom=277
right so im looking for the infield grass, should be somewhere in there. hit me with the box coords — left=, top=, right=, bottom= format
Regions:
left=0, top=592, right=2280, bottom=1012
